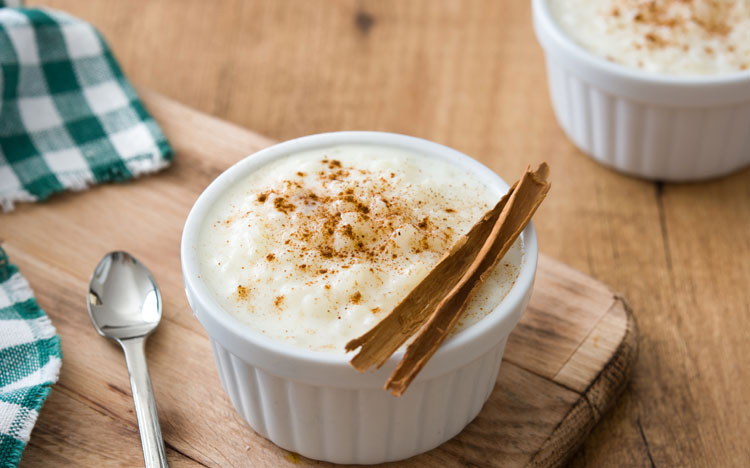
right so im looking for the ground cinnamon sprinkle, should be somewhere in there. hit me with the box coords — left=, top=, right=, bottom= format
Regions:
left=623, top=0, right=735, bottom=49
left=350, top=291, right=362, bottom=304
left=341, top=224, right=356, bottom=239
left=273, top=196, right=296, bottom=214
left=236, top=285, right=249, bottom=300
left=645, top=32, right=666, bottom=47
left=245, top=158, right=458, bottom=267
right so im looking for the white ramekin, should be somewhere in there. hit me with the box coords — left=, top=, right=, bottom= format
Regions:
left=532, top=0, right=750, bottom=181
left=181, top=132, right=538, bottom=464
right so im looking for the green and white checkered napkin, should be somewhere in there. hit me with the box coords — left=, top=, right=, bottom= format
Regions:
left=0, top=246, right=62, bottom=467
left=0, top=5, right=172, bottom=211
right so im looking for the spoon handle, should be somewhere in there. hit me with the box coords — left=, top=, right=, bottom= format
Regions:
left=120, top=336, right=169, bottom=468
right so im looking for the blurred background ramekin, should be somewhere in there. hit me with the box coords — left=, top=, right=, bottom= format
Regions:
left=532, top=0, right=750, bottom=181
left=181, top=132, right=538, bottom=464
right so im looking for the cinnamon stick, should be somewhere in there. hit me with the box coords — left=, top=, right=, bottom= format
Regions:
left=386, top=163, right=550, bottom=395
left=345, top=163, right=550, bottom=396
left=344, top=182, right=518, bottom=370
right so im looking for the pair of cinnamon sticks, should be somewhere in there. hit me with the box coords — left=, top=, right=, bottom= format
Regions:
left=345, top=163, right=550, bottom=396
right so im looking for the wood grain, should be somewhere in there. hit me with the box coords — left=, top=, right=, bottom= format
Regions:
left=22, top=389, right=201, bottom=467
left=18, top=0, right=750, bottom=465
left=3, top=92, right=632, bottom=468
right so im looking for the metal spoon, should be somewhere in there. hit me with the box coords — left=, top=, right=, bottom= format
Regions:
left=87, top=251, right=168, bottom=468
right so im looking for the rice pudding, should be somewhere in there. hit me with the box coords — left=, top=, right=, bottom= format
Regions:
left=198, top=145, right=522, bottom=352
left=549, top=0, right=750, bottom=75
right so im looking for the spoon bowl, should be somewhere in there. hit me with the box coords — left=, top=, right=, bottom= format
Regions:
left=88, top=251, right=162, bottom=340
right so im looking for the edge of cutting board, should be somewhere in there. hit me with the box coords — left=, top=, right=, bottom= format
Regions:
left=529, top=298, right=637, bottom=467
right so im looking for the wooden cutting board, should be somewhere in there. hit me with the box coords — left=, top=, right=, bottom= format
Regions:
left=2, top=91, right=637, bottom=468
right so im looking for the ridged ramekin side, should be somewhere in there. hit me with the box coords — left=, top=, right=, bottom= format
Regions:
left=545, top=58, right=750, bottom=181
left=210, top=337, right=508, bottom=464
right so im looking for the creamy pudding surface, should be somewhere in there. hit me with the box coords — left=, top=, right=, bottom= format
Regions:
left=549, top=0, right=750, bottom=75
left=198, top=145, right=522, bottom=352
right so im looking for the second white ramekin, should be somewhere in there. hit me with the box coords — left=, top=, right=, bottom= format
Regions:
left=533, top=0, right=750, bottom=181
left=181, top=132, right=538, bottom=464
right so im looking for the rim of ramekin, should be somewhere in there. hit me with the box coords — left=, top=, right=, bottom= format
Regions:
left=181, top=132, right=537, bottom=386
left=532, top=0, right=750, bottom=103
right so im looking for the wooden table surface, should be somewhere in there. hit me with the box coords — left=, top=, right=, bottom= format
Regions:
left=21, top=1, right=750, bottom=466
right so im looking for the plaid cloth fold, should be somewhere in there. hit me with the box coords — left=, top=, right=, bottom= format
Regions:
left=0, top=246, right=62, bottom=468
left=0, top=6, right=172, bottom=211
